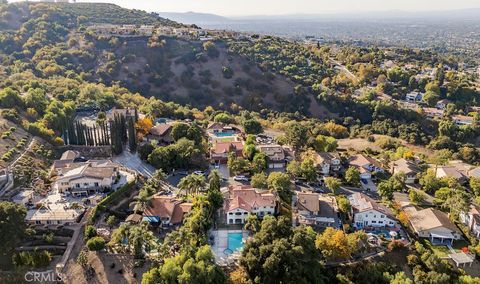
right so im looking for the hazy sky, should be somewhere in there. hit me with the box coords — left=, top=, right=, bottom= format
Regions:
left=74, top=0, right=480, bottom=16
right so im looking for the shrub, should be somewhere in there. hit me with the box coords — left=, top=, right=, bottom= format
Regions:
left=86, top=236, right=106, bottom=251
left=84, top=225, right=97, bottom=240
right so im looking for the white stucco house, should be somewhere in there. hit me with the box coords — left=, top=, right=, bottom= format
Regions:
left=349, top=193, right=397, bottom=229
left=315, top=152, right=341, bottom=176
left=460, top=205, right=480, bottom=239
left=224, top=185, right=277, bottom=225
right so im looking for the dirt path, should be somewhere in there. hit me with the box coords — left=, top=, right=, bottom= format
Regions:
left=10, top=137, right=36, bottom=168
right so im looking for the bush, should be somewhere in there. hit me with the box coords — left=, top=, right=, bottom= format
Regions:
left=12, top=250, right=52, bottom=268
left=84, top=225, right=97, bottom=240
left=86, top=236, right=106, bottom=251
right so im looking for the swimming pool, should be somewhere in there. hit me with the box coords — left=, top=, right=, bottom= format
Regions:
left=214, top=132, right=235, bottom=137
left=227, top=232, right=243, bottom=252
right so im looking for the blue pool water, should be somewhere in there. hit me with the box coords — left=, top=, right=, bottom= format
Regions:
left=214, top=132, right=234, bottom=137
left=228, top=232, right=244, bottom=252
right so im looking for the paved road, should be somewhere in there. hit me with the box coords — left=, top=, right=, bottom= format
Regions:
left=112, top=150, right=155, bottom=178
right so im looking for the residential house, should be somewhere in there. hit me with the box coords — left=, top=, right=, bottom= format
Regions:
left=148, top=123, right=173, bottom=144
left=460, top=205, right=480, bottom=239
left=405, top=91, right=424, bottom=103
left=50, top=150, right=83, bottom=176
left=206, top=122, right=239, bottom=137
left=52, top=160, right=120, bottom=196
left=435, top=99, right=451, bottom=110
left=423, top=107, right=444, bottom=119
left=0, top=168, right=13, bottom=192
left=143, top=195, right=193, bottom=226
left=210, top=141, right=244, bottom=164
left=434, top=166, right=467, bottom=184
left=26, top=206, right=84, bottom=226
left=390, top=158, right=421, bottom=184
left=349, top=193, right=397, bottom=229
left=106, top=107, right=137, bottom=122
left=315, top=152, right=341, bottom=176
left=224, top=185, right=277, bottom=225
left=453, top=115, right=474, bottom=126
left=257, top=144, right=286, bottom=169
left=348, top=154, right=384, bottom=180
left=404, top=205, right=461, bottom=244
left=293, top=192, right=340, bottom=228
left=468, top=167, right=480, bottom=179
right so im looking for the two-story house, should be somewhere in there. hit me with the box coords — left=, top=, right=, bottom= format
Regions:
left=294, top=192, right=340, bottom=228
left=348, top=154, right=384, bottom=180
left=460, top=205, right=480, bottom=239
left=315, top=152, right=341, bottom=176
left=52, top=161, right=120, bottom=197
left=390, top=158, right=421, bottom=184
left=224, top=185, right=277, bottom=225
left=349, top=193, right=397, bottom=229
left=257, top=144, right=286, bottom=169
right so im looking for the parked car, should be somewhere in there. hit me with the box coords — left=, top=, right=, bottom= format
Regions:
left=234, top=175, right=250, bottom=182
left=193, top=170, right=205, bottom=176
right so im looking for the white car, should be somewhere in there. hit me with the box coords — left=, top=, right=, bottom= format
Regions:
left=193, top=170, right=205, bottom=176
left=233, top=175, right=250, bottom=182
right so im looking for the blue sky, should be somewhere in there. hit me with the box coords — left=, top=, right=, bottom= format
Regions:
left=17, top=0, right=480, bottom=16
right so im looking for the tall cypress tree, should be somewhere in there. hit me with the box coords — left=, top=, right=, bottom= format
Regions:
left=127, top=117, right=137, bottom=152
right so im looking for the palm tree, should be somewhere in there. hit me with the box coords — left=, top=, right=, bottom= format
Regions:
left=178, top=174, right=206, bottom=196
left=134, top=189, right=152, bottom=213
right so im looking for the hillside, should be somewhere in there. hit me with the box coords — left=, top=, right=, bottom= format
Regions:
left=0, top=2, right=334, bottom=118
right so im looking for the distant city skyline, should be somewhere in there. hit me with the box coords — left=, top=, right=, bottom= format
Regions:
left=26, top=0, right=480, bottom=16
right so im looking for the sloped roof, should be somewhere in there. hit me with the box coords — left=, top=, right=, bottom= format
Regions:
left=315, top=152, right=340, bottom=164
left=296, top=192, right=320, bottom=213
left=150, top=124, right=172, bottom=137
left=61, top=150, right=80, bottom=160
left=257, top=144, right=285, bottom=161
left=212, top=141, right=244, bottom=155
left=406, top=207, right=460, bottom=233
left=349, top=154, right=382, bottom=169
left=143, top=195, right=192, bottom=225
left=349, top=192, right=395, bottom=219
left=391, top=158, right=421, bottom=175
left=225, top=185, right=276, bottom=212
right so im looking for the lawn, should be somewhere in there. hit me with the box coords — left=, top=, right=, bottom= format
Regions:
left=422, top=239, right=450, bottom=258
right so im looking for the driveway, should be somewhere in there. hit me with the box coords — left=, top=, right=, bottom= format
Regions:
left=112, top=150, right=155, bottom=178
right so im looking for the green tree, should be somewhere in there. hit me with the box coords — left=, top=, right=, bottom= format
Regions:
left=313, top=135, right=338, bottom=152
left=242, top=119, right=263, bottom=134
left=0, top=87, right=23, bottom=109
left=300, top=158, right=317, bottom=182
left=86, top=236, right=106, bottom=251
left=285, top=122, right=308, bottom=149
left=345, top=167, right=360, bottom=187
left=251, top=172, right=268, bottom=189
left=267, top=172, right=292, bottom=203
left=409, top=189, right=426, bottom=204
left=213, top=112, right=233, bottom=124
left=178, top=174, right=206, bottom=196
left=324, top=177, right=341, bottom=195
left=240, top=216, right=326, bottom=284
left=0, top=202, right=27, bottom=255
left=84, top=225, right=97, bottom=240
left=469, top=177, right=480, bottom=197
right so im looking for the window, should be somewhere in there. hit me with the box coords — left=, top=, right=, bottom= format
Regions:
left=76, top=183, right=80, bottom=188
left=35, top=221, right=41, bottom=225
left=229, top=212, right=233, bottom=215
left=373, top=215, right=377, bottom=218
left=380, top=215, right=384, bottom=218
left=371, top=221, right=377, bottom=223
left=378, top=221, right=383, bottom=224
left=94, top=182, right=99, bottom=187
left=389, top=221, right=394, bottom=225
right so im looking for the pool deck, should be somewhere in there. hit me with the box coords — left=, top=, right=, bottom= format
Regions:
left=210, top=229, right=248, bottom=264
